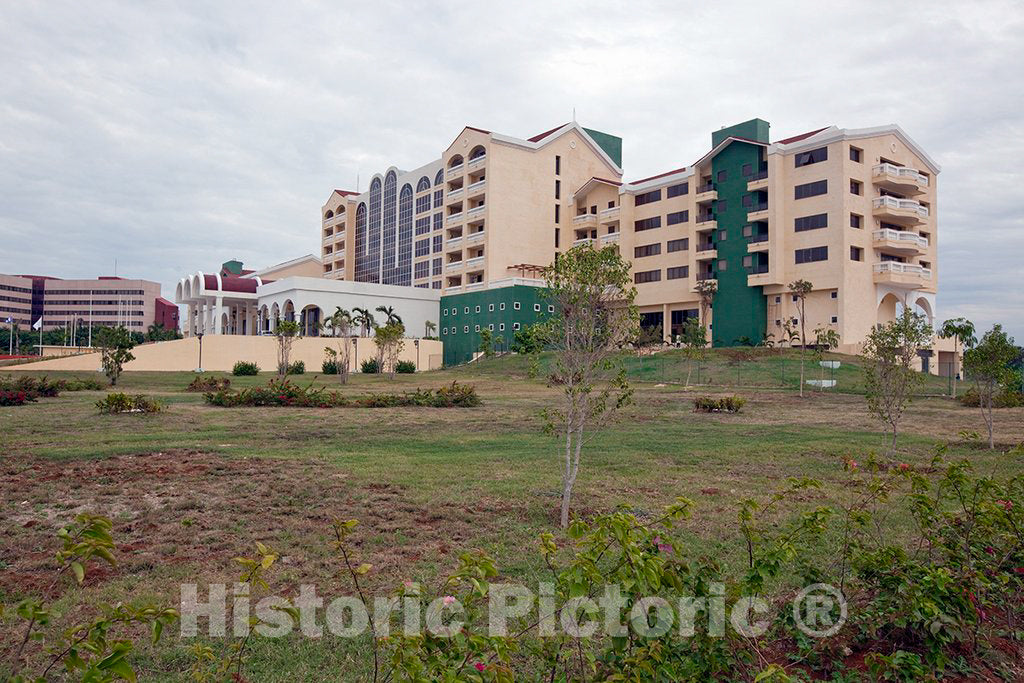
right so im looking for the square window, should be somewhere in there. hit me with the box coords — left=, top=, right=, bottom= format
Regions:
left=488, top=303, right=494, bottom=312
left=831, top=316, right=838, bottom=323
left=775, top=319, right=781, bottom=326
left=548, top=305, right=554, bottom=313
left=718, top=260, right=727, bottom=271
left=831, top=291, right=838, bottom=299
left=499, top=302, right=506, bottom=311
left=850, top=146, right=862, bottom=163
left=499, top=323, right=505, bottom=331
left=775, top=296, right=781, bottom=304
left=792, top=295, right=798, bottom=302
left=743, top=255, right=753, bottom=268
left=513, top=322, right=521, bottom=330
left=850, top=213, right=862, bottom=229
left=475, top=324, right=480, bottom=332
left=850, top=246, right=864, bottom=262
left=514, top=302, right=521, bottom=310
left=850, top=180, right=862, bottom=195
left=464, top=325, right=469, bottom=333
left=475, top=305, right=480, bottom=313
left=534, top=303, right=541, bottom=312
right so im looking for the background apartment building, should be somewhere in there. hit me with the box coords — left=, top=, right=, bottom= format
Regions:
left=0, top=274, right=177, bottom=333
left=320, top=118, right=939, bottom=365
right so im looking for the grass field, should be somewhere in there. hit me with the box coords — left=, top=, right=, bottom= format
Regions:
left=1, top=351, right=1021, bottom=680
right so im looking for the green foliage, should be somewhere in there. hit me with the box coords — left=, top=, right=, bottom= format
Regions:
left=693, top=395, right=747, bottom=413
left=286, top=360, right=305, bottom=375
left=361, top=358, right=381, bottom=374
left=204, top=379, right=481, bottom=408
left=958, top=386, right=1024, bottom=408
left=322, top=346, right=339, bottom=374
left=964, top=324, right=1018, bottom=448
left=145, top=322, right=182, bottom=342
left=95, top=393, right=162, bottom=414
left=395, top=360, right=416, bottom=374
left=95, top=326, right=137, bottom=386
left=478, top=328, right=497, bottom=357
left=274, top=320, right=300, bottom=377
left=0, top=374, right=64, bottom=398
left=635, top=323, right=664, bottom=352
left=231, top=361, right=260, bottom=376
left=373, top=322, right=405, bottom=378
left=510, top=322, right=546, bottom=355
left=184, top=376, right=231, bottom=392
left=0, top=389, right=35, bottom=406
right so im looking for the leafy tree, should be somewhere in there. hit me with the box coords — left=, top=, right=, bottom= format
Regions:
left=964, top=324, right=1017, bottom=449
left=478, top=328, right=496, bottom=358
left=694, top=278, right=717, bottom=339
left=634, top=323, right=663, bottom=356
left=322, top=307, right=353, bottom=383
left=812, top=325, right=841, bottom=391
left=95, top=326, right=136, bottom=386
left=510, top=322, right=545, bottom=355
left=938, top=317, right=976, bottom=398
left=274, top=320, right=300, bottom=377
left=788, top=279, right=814, bottom=397
left=373, top=322, right=405, bottom=379
left=351, top=307, right=375, bottom=337
left=424, top=320, right=436, bottom=338
left=862, top=308, right=933, bottom=451
left=375, top=305, right=402, bottom=326
left=145, top=322, right=181, bottom=342
left=538, top=244, right=639, bottom=528
left=680, top=317, right=707, bottom=386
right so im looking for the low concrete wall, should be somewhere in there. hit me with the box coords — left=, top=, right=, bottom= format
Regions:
left=7, top=336, right=444, bottom=373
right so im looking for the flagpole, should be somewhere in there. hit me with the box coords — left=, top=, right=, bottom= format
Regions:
left=88, top=294, right=92, bottom=347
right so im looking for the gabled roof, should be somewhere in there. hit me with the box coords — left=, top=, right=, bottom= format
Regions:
left=573, top=176, right=623, bottom=199
left=774, top=127, right=830, bottom=145
left=771, top=124, right=940, bottom=173
left=629, top=167, right=687, bottom=185
left=490, top=122, right=623, bottom=176
left=528, top=123, right=570, bottom=143
left=333, top=189, right=359, bottom=197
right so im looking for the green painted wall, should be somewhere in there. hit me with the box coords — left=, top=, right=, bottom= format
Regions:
left=711, top=118, right=769, bottom=147
left=582, top=127, right=623, bottom=168
left=439, top=286, right=551, bottom=366
left=710, top=140, right=768, bottom=347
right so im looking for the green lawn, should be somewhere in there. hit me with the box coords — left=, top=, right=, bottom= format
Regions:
left=1, top=358, right=1020, bottom=680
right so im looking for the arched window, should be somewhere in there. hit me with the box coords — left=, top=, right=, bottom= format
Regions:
left=448, top=154, right=464, bottom=169
left=416, top=176, right=431, bottom=192
left=397, top=184, right=414, bottom=286
left=354, top=202, right=368, bottom=281
left=434, top=169, right=444, bottom=186
left=324, top=209, right=334, bottom=219
left=381, top=171, right=398, bottom=284
left=469, top=145, right=486, bottom=160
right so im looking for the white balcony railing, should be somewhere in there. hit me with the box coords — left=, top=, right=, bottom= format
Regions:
left=447, top=163, right=464, bottom=176
left=446, top=236, right=463, bottom=248
left=873, top=262, right=933, bottom=279
left=873, top=163, right=929, bottom=187
left=873, top=228, right=929, bottom=248
left=600, top=232, right=621, bottom=244
left=466, top=178, right=487, bottom=194
left=466, top=230, right=485, bottom=243
left=467, top=154, right=486, bottom=168
left=573, top=213, right=597, bottom=225
left=872, top=195, right=929, bottom=217
left=465, top=281, right=486, bottom=291
left=599, top=206, right=620, bottom=221
left=446, top=260, right=464, bottom=271
left=447, top=211, right=464, bottom=223
left=446, top=188, right=464, bottom=201
left=573, top=236, right=595, bottom=246
left=465, top=256, right=485, bottom=269
left=467, top=205, right=486, bottom=218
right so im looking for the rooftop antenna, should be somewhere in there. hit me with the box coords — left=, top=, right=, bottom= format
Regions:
left=356, top=173, right=360, bottom=193
left=572, top=107, right=576, bottom=123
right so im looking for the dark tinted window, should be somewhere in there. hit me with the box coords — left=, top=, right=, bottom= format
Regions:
left=634, top=189, right=661, bottom=206
left=667, top=210, right=689, bottom=225
left=634, top=269, right=661, bottom=283
left=634, top=216, right=662, bottom=232
left=667, top=266, right=689, bottom=280
left=666, top=182, right=689, bottom=198
left=795, top=180, right=828, bottom=199
left=667, top=238, right=689, bottom=252
left=795, top=246, right=828, bottom=264
left=634, top=243, right=661, bottom=258
left=794, top=146, right=828, bottom=167
left=794, top=213, right=829, bottom=232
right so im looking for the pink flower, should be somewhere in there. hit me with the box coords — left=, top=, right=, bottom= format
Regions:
left=898, top=463, right=910, bottom=471
left=996, top=499, right=1014, bottom=511
left=442, top=595, right=456, bottom=606
left=985, top=546, right=996, bottom=555
left=474, top=662, right=486, bottom=672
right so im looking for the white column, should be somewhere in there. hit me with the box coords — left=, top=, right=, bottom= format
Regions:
left=214, top=297, right=224, bottom=335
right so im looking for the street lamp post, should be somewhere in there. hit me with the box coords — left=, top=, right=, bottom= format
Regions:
left=196, top=332, right=204, bottom=373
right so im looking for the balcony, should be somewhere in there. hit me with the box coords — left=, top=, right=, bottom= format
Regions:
left=446, top=188, right=464, bottom=202
left=600, top=232, right=621, bottom=245
left=695, top=215, right=717, bottom=229
left=746, top=201, right=769, bottom=220
left=696, top=243, right=717, bottom=259
left=466, top=230, right=486, bottom=244
left=573, top=213, right=598, bottom=228
left=466, top=178, right=486, bottom=196
left=573, top=236, right=595, bottom=247
left=872, top=228, right=929, bottom=255
left=447, top=163, right=464, bottom=177
left=872, top=163, right=929, bottom=195
left=466, top=204, right=486, bottom=219
left=447, top=236, right=463, bottom=249
left=465, top=255, right=485, bottom=269
left=872, top=196, right=929, bottom=226
left=323, top=214, right=345, bottom=228
left=446, top=260, right=464, bottom=272
left=747, top=236, right=769, bottom=252
left=746, top=170, right=768, bottom=191
left=872, top=261, right=932, bottom=289
left=465, top=281, right=486, bottom=291
left=467, top=154, right=486, bottom=169
left=599, top=206, right=620, bottom=224
left=447, top=211, right=464, bottom=224
left=696, top=183, right=717, bottom=202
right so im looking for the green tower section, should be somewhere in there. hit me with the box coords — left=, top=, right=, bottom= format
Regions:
left=582, top=127, right=623, bottom=168
left=709, top=121, right=769, bottom=347
left=439, top=285, right=551, bottom=366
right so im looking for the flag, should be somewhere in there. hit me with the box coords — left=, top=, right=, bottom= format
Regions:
left=4, top=317, right=11, bottom=324
left=32, top=318, right=42, bottom=331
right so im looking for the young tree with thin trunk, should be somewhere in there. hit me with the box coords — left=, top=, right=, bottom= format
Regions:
left=681, top=317, right=707, bottom=387
left=788, top=279, right=814, bottom=397
left=540, top=244, right=639, bottom=529
left=938, top=317, right=976, bottom=398
left=862, top=308, right=933, bottom=451
left=324, top=307, right=353, bottom=383
left=96, top=326, right=136, bottom=386
left=373, top=322, right=405, bottom=379
left=275, top=320, right=300, bottom=377
left=695, top=279, right=717, bottom=342
left=964, top=324, right=1017, bottom=450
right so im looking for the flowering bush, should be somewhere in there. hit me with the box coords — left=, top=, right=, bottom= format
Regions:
left=185, top=376, right=231, bottom=392
left=0, top=389, right=34, bottom=406
left=95, top=392, right=162, bottom=414
left=0, top=374, right=64, bottom=398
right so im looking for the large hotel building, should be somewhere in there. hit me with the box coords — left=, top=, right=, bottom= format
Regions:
left=319, top=118, right=940, bottom=366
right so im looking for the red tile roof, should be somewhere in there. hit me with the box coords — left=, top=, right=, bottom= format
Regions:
left=333, top=189, right=358, bottom=197
left=629, top=167, right=687, bottom=185
left=528, top=123, right=570, bottom=143
left=774, top=127, right=829, bottom=145
left=591, top=176, right=622, bottom=186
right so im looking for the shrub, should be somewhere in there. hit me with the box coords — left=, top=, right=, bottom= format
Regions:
left=204, top=379, right=480, bottom=409
left=96, top=393, right=162, bottom=414
left=693, top=395, right=746, bottom=413
left=395, top=360, right=416, bottom=374
left=958, top=386, right=1024, bottom=408
left=185, top=376, right=231, bottom=392
left=61, top=377, right=105, bottom=391
left=360, top=358, right=380, bottom=374
left=0, top=374, right=63, bottom=398
left=286, top=360, right=305, bottom=375
left=0, top=390, right=34, bottom=406
left=232, top=361, right=260, bottom=376
left=322, top=359, right=339, bottom=374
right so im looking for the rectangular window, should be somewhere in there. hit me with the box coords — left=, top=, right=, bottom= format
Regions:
left=555, top=180, right=561, bottom=199
left=634, top=243, right=661, bottom=258
left=794, top=146, right=828, bottom=167
left=415, top=216, right=431, bottom=235
left=666, top=210, right=689, bottom=225
left=742, top=163, right=752, bottom=177
left=666, top=265, right=689, bottom=280
left=850, top=146, right=862, bottom=162
left=794, top=213, right=829, bottom=232
left=555, top=155, right=561, bottom=175
left=666, top=182, right=689, bottom=198
left=414, top=260, right=430, bottom=279
left=716, top=199, right=727, bottom=214
left=667, top=238, right=689, bottom=252
left=795, top=246, right=829, bottom=264
left=432, top=257, right=442, bottom=275
left=415, top=238, right=430, bottom=257
left=742, top=194, right=753, bottom=208
left=718, top=229, right=727, bottom=241
left=554, top=204, right=560, bottom=223
left=794, top=180, right=828, bottom=199
left=718, top=259, right=727, bottom=271
left=634, top=216, right=662, bottom=232
left=434, top=189, right=443, bottom=208
left=850, top=179, right=862, bottom=195
left=850, top=213, right=862, bottom=229
left=433, top=212, right=443, bottom=231
left=850, top=246, right=863, bottom=261
left=634, top=269, right=661, bottom=284
left=634, top=189, right=661, bottom=206
left=433, top=235, right=442, bottom=252
left=743, top=255, right=753, bottom=268
left=432, top=281, right=442, bottom=289
left=717, top=170, right=728, bottom=183
left=554, top=227, right=560, bottom=248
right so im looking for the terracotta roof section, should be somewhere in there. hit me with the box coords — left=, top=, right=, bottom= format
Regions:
left=465, top=126, right=490, bottom=135
left=221, top=277, right=259, bottom=294
left=203, top=274, right=217, bottom=290
left=590, top=176, right=622, bottom=186
left=775, top=127, right=829, bottom=145
left=155, top=297, right=176, bottom=306
left=630, top=167, right=687, bottom=185
left=332, top=189, right=359, bottom=197
left=528, top=123, right=570, bottom=143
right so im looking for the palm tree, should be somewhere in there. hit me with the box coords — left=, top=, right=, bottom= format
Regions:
left=351, top=307, right=374, bottom=337
left=375, top=305, right=402, bottom=326
left=146, top=323, right=164, bottom=342
left=425, top=320, right=436, bottom=338
left=323, top=307, right=351, bottom=337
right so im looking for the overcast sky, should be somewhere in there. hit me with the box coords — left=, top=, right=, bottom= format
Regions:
left=1, top=1, right=1021, bottom=339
